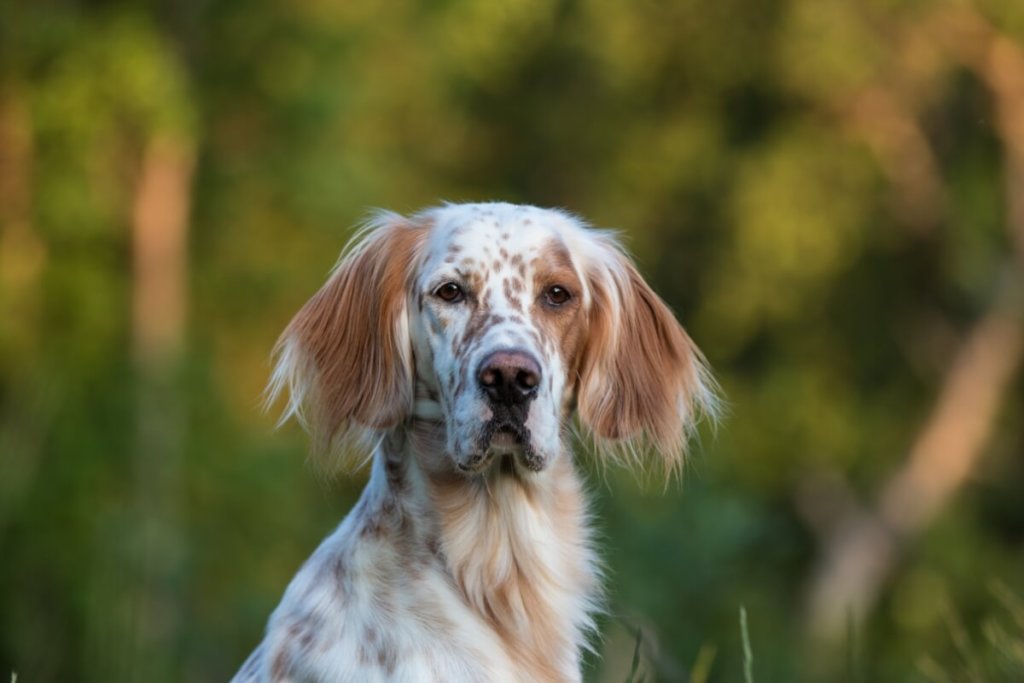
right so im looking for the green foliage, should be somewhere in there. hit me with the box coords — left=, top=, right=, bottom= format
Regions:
left=2, top=0, right=1022, bottom=681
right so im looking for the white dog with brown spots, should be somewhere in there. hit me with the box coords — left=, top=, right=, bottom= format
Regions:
left=233, top=203, right=717, bottom=682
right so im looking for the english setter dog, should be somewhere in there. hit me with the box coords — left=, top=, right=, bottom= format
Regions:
left=234, top=202, right=716, bottom=682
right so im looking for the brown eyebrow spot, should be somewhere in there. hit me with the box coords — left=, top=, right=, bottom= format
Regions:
left=502, top=278, right=525, bottom=311
left=529, top=238, right=586, bottom=369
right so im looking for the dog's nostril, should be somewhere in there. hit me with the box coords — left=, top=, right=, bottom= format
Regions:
left=517, top=369, right=538, bottom=389
left=477, top=350, right=542, bottom=405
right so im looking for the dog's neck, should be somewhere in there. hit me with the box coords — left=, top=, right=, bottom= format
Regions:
left=365, top=420, right=599, bottom=680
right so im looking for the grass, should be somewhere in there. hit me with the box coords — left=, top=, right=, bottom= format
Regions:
left=625, top=624, right=645, bottom=683
left=612, top=585, right=1024, bottom=682
left=740, top=606, right=755, bottom=683
left=915, top=581, right=1024, bottom=683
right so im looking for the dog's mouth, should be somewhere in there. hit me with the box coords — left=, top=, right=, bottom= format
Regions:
left=457, top=418, right=544, bottom=474
left=485, top=420, right=529, bottom=454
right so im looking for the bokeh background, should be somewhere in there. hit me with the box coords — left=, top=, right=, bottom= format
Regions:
left=2, top=0, right=1024, bottom=681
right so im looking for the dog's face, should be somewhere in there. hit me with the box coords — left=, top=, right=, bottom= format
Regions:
left=409, top=205, right=589, bottom=474
left=269, top=203, right=716, bottom=476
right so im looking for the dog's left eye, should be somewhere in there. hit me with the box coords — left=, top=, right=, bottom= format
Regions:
left=434, top=282, right=465, bottom=303
left=544, top=285, right=572, bottom=306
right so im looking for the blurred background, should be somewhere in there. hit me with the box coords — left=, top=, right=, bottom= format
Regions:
left=2, top=0, right=1023, bottom=681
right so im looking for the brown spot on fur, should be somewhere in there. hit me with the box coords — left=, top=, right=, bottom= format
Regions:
left=332, top=555, right=346, bottom=587
left=271, top=649, right=289, bottom=681
left=425, top=536, right=444, bottom=562
left=385, top=457, right=406, bottom=493
left=458, top=307, right=501, bottom=356
left=360, top=513, right=382, bottom=538
left=378, top=645, right=397, bottom=674
left=298, top=627, right=315, bottom=650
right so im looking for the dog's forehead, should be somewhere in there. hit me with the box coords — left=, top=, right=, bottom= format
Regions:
left=423, top=203, right=575, bottom=267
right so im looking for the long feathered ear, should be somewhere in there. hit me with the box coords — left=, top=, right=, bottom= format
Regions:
left=576, top=235, right=718, bottom=475
left=265, top=212, right=427, bottom=469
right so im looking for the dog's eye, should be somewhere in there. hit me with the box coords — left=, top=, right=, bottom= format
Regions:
left=434, top=282, right=465, bottom=303
left=545, top=285, right=571, bottom=306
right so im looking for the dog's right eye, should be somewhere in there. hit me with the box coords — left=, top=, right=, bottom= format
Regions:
left=434, top=282, right=465, bottom=303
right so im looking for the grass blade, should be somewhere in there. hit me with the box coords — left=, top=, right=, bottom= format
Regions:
left=740, top=605, right=755, bottom=683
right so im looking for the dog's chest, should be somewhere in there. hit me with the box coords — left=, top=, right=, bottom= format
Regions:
left=266, top=524, right=551, bottom=682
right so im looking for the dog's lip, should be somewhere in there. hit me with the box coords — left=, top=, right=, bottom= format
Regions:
left=456, top=424, right=529, bottom=474
left=457, top=455, right=493, bottom=474
left=460, top=421, right=548, bottom=475
left=489, top=427, right=521, bottom=450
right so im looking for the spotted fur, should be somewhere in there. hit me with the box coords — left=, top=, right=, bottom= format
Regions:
left=234, top=203, right=717, bottom=682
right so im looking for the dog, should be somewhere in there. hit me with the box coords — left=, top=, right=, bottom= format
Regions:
left=232, top=202, right=716, bottom=682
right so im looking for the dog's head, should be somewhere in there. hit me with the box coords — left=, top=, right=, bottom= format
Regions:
left=268, top=203, right=716, bottom=476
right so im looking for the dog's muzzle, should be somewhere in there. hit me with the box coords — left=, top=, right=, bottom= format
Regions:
left=456, top=348, right=545, bottom=473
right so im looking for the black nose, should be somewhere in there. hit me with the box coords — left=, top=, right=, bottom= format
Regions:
left=478, top=349, right=542, bottom=406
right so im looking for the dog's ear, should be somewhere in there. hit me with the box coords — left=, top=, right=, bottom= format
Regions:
left=576, top=237, right=718, bottom=474
left=266, top=212, right=427, bottom=467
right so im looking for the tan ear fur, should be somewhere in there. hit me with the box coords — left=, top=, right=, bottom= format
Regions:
left=266, top=213, right=427, bottom=467
left=577, top=246, right=717, bottom=474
